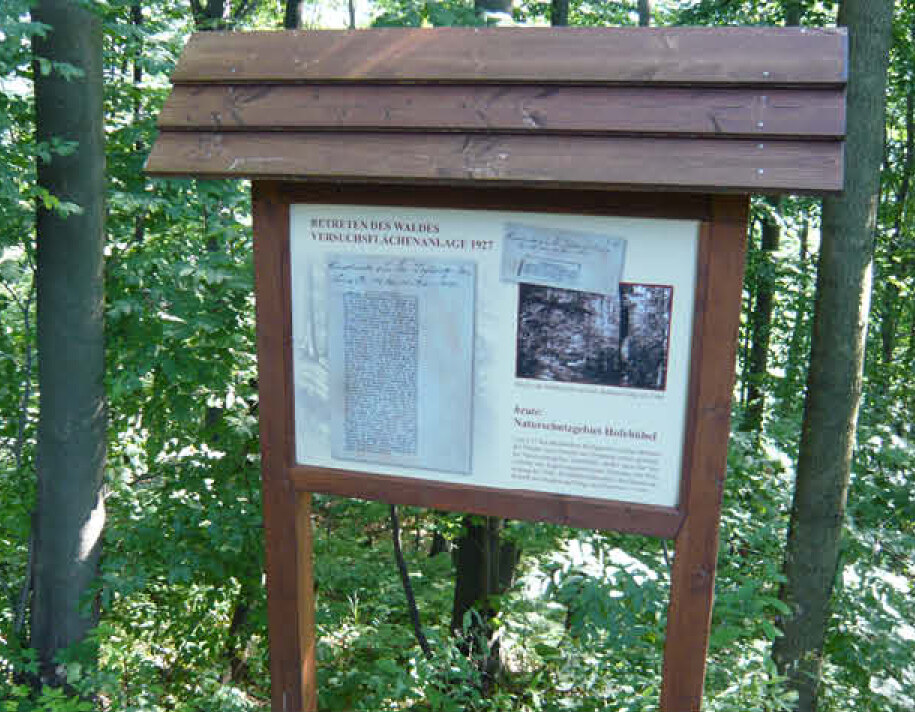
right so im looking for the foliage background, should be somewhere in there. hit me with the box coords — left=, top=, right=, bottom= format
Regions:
left=1, top=0, right=913, bottom=710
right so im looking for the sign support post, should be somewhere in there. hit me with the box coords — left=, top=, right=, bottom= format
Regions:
left=660, top=196, right=749, bottom=710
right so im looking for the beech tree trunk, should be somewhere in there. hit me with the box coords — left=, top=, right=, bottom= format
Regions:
left=773, top=1, right=894, bottom=710
left=31, top=0, right=107, bottom=685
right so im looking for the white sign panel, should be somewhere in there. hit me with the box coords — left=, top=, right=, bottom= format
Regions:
left=290, top=205, right=699, bottom=508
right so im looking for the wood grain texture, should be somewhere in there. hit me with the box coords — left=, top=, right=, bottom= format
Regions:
left=150, top=27, right=847, bottom=193
left=263, top=181, right=717, bottom=221
left=252, top=184, right=316, bottom=712
left=295, top=492, right=317, bottom=712
left=289, top=466, right=685, bottom=538
left=172, top=27, right=847, bottom=86
left=660, top=195, right=749, bottom=712
left=146, top=132, right=843, bottom=193
left=159, top=84, right=845, bottom=139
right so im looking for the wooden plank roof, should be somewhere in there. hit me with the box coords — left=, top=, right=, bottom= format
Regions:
left=146, top=27, right=847, bottom=193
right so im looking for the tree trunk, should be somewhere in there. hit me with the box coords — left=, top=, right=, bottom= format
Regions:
left=741, top=215, right=779, bottom=434
left=550, top=0, right=569, bottom=26
left=772, top=2, right=894, bottom=710
left=130, top=3, right=147, bottom=246
left=638, top=0, right=650, bottom=26
left=778, top=220, right=812, bottom=402
left=283, top=0, right=300, bottom=29
left=878, top=89, right=913, bottom=367
left=451, top=517, right=519, bottom=684
left=30, top=0, right=107, bottom=685
left=783, top=0, right=803, bottom=26
left=191, top=0, right=227, bottom=30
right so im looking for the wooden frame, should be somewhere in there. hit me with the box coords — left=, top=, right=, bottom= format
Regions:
left=253, top=181, right=748, bottom=712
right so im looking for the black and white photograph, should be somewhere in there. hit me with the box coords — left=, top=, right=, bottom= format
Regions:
left=515, top=282, right=673, bottom=390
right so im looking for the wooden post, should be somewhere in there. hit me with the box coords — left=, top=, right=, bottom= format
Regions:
left=296, top=492, right=318, bottom=711
left=660, top=195, right=749, bottom=711
left=253, top=182, right=318, bottom=712
left=253, top=181, right=747, bottom=711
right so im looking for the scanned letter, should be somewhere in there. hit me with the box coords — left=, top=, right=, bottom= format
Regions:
left=327, top=255, right=475, bottom=474
left=501, top=222, right=627, bottom=295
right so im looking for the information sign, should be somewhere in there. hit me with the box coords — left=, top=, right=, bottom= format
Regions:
left=290, top=205, right=699, bottom=508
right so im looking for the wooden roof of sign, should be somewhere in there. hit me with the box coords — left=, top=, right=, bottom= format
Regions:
left=146, top=26, right=847, bottom=193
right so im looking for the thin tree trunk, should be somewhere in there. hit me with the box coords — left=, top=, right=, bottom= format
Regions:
left=9, top=273, right=36, bottom=638
left=222, top=582, right=253, bottom=683
left=551, top=0, right=569, bottom=26
left=31, top=0, right=107, bottom=685
left=778, top=220, right=812, bottom=402
left=878, top=89, right=913, bottom=366
left=191, top=0, right=227, bottom=30
left=738, top=275, right=753, bottom=407
left=131, top=4, right=147, bottom=246
left=390, top=506, right=432, bottom=660
left=429, top=530, right=448, bottom=557
left=772, top=2, right=894, bottom=710
left=907, top=300, right=915, bottom=365
left=741, top=215, right=779, bottom=433
left=283, top=0, right=300, bottom=29
left=783, top=0, right=803, bottom=26
left=638, top=0, right=650, bottom=26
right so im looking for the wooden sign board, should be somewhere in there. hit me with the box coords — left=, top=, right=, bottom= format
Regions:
left=146, top=27, right=847, bottom=712
left=253, top=183, right=746, bottom=712
left=291, top=200, right=697, bottom=528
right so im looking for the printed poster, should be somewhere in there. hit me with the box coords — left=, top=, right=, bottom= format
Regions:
left=289, top=205, right=698, bottom=508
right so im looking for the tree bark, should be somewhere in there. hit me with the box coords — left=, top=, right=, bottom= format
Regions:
left=451, top=516, right=519, bottom=686
left=283, top=0, right=300, bottom=29
left=778, top=220, right=812, bottom=402
left=783, top=0, right=803, bottom=26
left=772, top=2, right=894, bottom=710
left=131, top=4, right=147, bottom=246
left=190, top=0, right=227, bottom=30
left=551, top=0, right=569, bottom=26
left=31, top=0, right=107, bottom=685
left=638, top=0, right=650, bottom=26
left=878, top=89, right=913, bottom=367
left=741, top=215, right=779, bottom=434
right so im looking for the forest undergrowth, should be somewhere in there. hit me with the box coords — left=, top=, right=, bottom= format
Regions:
left=2, top=1, right=914, bottom=710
